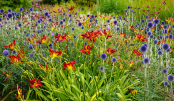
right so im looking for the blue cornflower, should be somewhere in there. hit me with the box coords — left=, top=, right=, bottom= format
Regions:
left=3, top=50, right=9, bottom=56
left=100, top=53, right=107, bottom=60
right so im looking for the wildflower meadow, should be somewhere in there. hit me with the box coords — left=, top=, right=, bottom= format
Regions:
left=0, top=0, right=174, bottom=101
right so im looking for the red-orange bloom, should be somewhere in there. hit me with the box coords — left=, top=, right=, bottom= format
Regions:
left=55, top=34, right=66, bottom=41
left=4, top=40, right=16, bottom=50
left=2, top=70, right=11, bottom=77
left=49, top=48, right=62, bottom=58
left=15, top=84, right=24, bottom=100
left=28, top=79, right=42, bottom=89
left=101, top=29, right=112, bottom=39
left=120, top=32, right=126, bottom=37
left=81, top=31, right=99, bottom=42
left=36, top=35, right=48, bottom=44
left=80, top=45, right=93, bottom=54
left=133, top=49, right=143, bottom=56
left=63, top=60, right=75, bottom=70
left=135, top=33, right=147, bottom=42
left=8, top=54, right=23, bottom=65
left=107, top=47, right=116, bottom=55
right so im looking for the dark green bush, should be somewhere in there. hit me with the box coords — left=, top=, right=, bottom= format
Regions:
left=0, top=0, right=32, bottom=12
left=98, top=0, right=126, bottom=14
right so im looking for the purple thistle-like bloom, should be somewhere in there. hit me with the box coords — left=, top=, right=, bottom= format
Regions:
left=112, top=58, right=117, bottom=62
left=60, top=20, right=63, bottom=25
left=8, top=9, right=12, bottom=13
left=164, top=81, right=169, bottom=86
left=113, top=20, right=117, bottom=25
left=153, top=40, right=158, bottom=44
left=100, top=53, right=107, bottom=60
left=7, top=13, right=13, bottom=19
left=127, top=6, right=131, bottom=9
left=163, top=25, right=168, bottom=29
left=29, top=8, right=33, bottom=11
left=162, top=44, right=170, bottom=50
left=3, top=50, right=9, bottom=56
left=169, top=34, right=173, bottom=39
left=162, top=69, right=168, bottom=74
left=140, top=45, right=147, bottom=53
left=143, top=58, right=149, bottom=64
left=0, top=9, right=4, bottom=13
left=154, top=19, right=160, bottom=24
left=167, top=75, right=174, bottom=81
left=18, top=23, right=22, bottom=27
left=28, top=44, right=34, bottom=49
left=150, top=34, right=154, bottom=39
left=159, top=35, right=163, bottom=39
left=107, top=20, right=110, bottom=23
left=157, top=50, right=163, bottom=55
left=147, top=22, right=153, bottom=28
left=19, top=8, right=23, bottom=12
left=162, top=29, right=168, bottom=34
left=99, top=66, right=104, bottom=71
left=30, top=54, right=34, bottom=57
left=161, top=21, right=165, bottom=25
left=166, top=48, right=171, bottom=52
left=78, top=22, right=82, bottom=27
left=147, top=31, right=152, bottom=37
left=44, top=12, right=49, bottom=17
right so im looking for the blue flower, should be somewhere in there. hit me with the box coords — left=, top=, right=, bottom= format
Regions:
left=163, top=25, right=168, bottom=29
left=8, top=9, right=12, bottom=13
left=167, top=75, right=174, bottom=81
left=116, top=27, right=120, bottom=30
left=161, top=21, right=165, bottom=25
left=29, top=8, right=33, bottom=11
left=166, top=48, right=171, bottom=52
left=112, top=58, right=117, bottom=62
left=154, top=19, right=160, bottom=24
left=60, top=21, right=63, bottom=25
left=99, top=66, right=104, bottom=71
left=162, top=69, right=168, bottom=74
left=143, top=58, right=149, bottom=64
left=158, top=35, right=163, bottom=39
left=30, top=54, right=34, bottom=57
left=7, top=13, right=12, bottom=19
left=140, top=45, right=147, bottom=53
left=63, top=18, right=66, bottom=22
left=153, top=40, right=158, bottom=44
left=150, top=34, right=154, bottom=39
left=72, top=27, right=75, bottom=31
left=18, top=23, right=22, bottom=27
left=100, top=53, right=107, bottom=60
left=157, top=50, right=163, bottom=55
left=147, top=31, right=152, bottom=37
left=127, top=6, right=131, bottom=9
left=142, top=20, right=145, bottom=23
left=87, top=14, right=90, bottom=17
left=162, top=44, right=170, bottom=50
left=78, top=22, right=82, bottom=27
left=162, top=29, right=168, bottom=34
left=147, top=22, right=153, bottom=28
left=3, top=50, right=9, bottom=56
left=0, top=9, right=4, bottom=13
left=113, top=20, right=117, bottom=25
left=169, top=34, right=173, bottom=39
left=28, top=44, right=34, bottom=49
left=164, top=81, right=169, bottom=86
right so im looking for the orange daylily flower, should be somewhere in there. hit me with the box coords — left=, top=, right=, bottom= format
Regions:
left=28, top=79, right=42, bottom=89
left=2, top=70, right=11, bottom=77
left=4, top=40, right=16, bottom=50
left=80, top=45, right=93, bottom=54
left=8, top=54, right=23, bottom=65
left=15, top=84, right=24, bottom=100
left=135, top=33, right=147, bottom=42
left=120, top=32, right=126, bottom=37
left=49, top=48, right=62, bottom=58
left=55, top=34, right=66, bottom=41
left=39, top=62, right=52, bottom=71
left=129, top=60, right=133, bottom=67
left=101, top=29, right=112, bottom=39
left=69, top=6, right=74, bottom=13
left=63, top=60, right=75, bottom=71
left=36, top=35, right=48, bottom=44
left=107, top=47, right=116, bottom=55
left=133, top=49, right=143, bottom=56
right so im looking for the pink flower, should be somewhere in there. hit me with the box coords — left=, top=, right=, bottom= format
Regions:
left=162, top=1, right=167, bottom=5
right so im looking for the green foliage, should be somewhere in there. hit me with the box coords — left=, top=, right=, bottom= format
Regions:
left=97, top=0, right=126, bottom=14
left=0, top=0, right=32, bottom=12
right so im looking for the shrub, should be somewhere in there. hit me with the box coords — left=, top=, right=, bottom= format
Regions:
left=0, top=0, right=32, bottom=12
